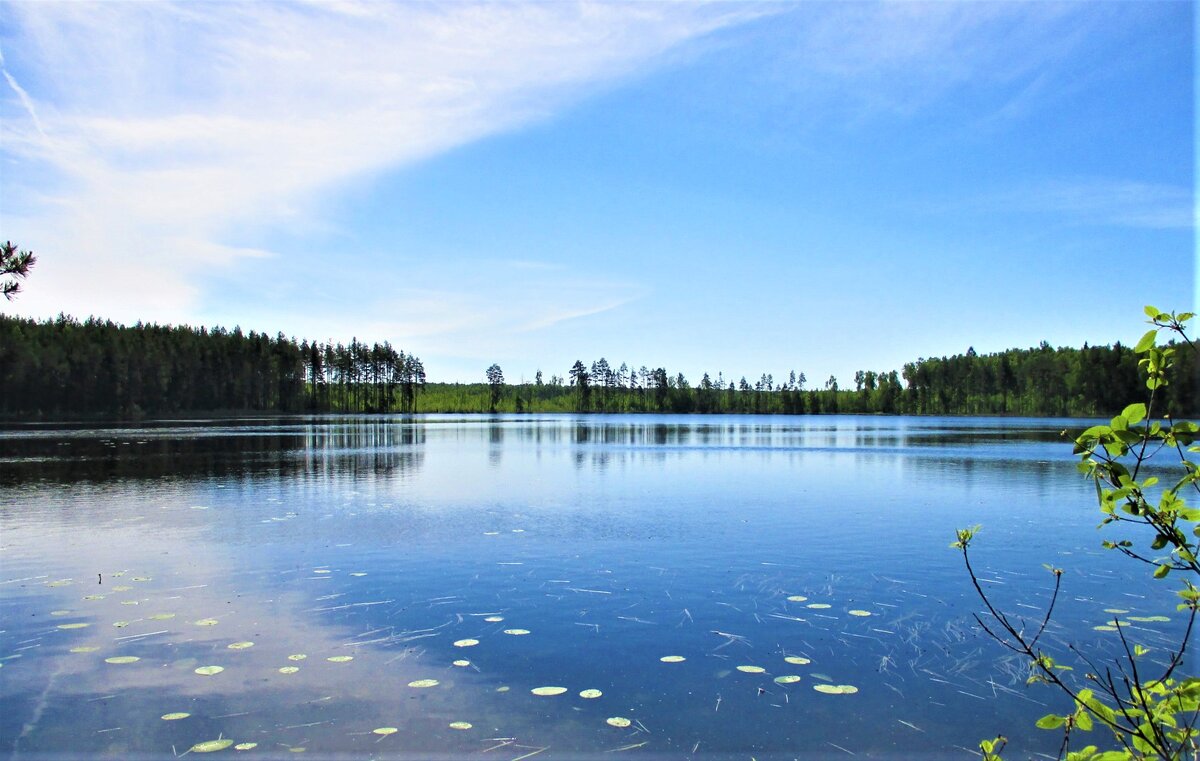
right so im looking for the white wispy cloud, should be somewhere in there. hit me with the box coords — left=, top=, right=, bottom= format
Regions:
left=0, top=1, right=763, bottom=326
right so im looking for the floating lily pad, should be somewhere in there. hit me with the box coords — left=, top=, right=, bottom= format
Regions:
left=327, top=655, right=353, bottom=663
left=372, top=727, right=398, bottom=736
left=113, top=621, right=131, bottom=628
left=806, top=603, right=831, bottom=609
left=448, top=722, right=472, bottom=730
left=484, top=616, right=504, bottom=622
left=1104, top=608, right=1129, bottom=614
left=408, top=679, right=439, bottom=688
left=194, top=665, right=224, bottom=675
left=132, top=577, right=152, bottom=582
left=105, top=656, right=140, bottom=664
left=736, top=665, right=766, bottom=673
left=813, top=684, right=858, bottom=695
left=49, top=610, right=72, bottom=617
left=235, top=743, right=257, bottom=751
left=161, top=712, right=190, bottom=721
left=660, top=655, right=686, bottom=663
left=786, top=595, right=808, bottom=602
left=46, top=579, right=72, bottom=587
left=1093, top=625, right=1118, bottom=632
left=531, top=686, right=567, bottom=696
left=496, top=686, right=510, bottom=693
left=190, top=739, right=235, bottom=753
left=278, top=666, right=300, bottom=674
left=452, top=660, right=471, bottom=667
left=82, top=595, right=105, bottom=601
left=848, top=610, right=872, bottom=617
left=193, top=618, right=219, bottom=627
left=580, top=689, right=603, bottom=699
left=774, top=675, right=802, bottom=684
left=606, top=717, right=632, bottom=728
left=112, top=586, right=132, bottom=592
left=227, top=642, right=255, bottom=650
left=287, top=654, right=307, bottom=661
left=149, top=613, right=176, bottom=620
left=453, top=639, right=479, bottom=648
left=120, top=601, right=139, bottom=606
left=784, top=656, right=811, bottom=665
left=70, top=646, right=100, bottom=653
left=503, top=629, right=530, bottom=636
left=1129, top=615, right=1170, bottom=623
left=57, top=623, right=90, bottom=630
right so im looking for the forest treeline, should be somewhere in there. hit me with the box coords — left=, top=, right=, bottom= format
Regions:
left=1, top=313, right=1195, bottom=419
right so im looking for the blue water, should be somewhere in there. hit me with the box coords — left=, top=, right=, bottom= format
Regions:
left=0, top=415, right=1186, bottom=759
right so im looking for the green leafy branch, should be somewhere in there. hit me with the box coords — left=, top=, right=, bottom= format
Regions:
left=957, top=307, right=1200, bottom=761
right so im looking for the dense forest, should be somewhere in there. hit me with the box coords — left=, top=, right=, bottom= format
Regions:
left=1, top=314, right=1195, bottom=419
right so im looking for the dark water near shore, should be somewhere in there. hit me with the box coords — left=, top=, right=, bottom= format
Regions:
left=0, top=415, right=1186, bottom=759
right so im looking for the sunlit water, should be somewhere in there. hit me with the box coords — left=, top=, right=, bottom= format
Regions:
left=0, top=415, right=1187, bottom=760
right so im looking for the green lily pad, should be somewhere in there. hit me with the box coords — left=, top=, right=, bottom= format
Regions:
left=848, top=610, right=872, bottom=617
left=161, top=712, right=190, bottom=721
left=49, top=610, right=72, bottom=617
left=408, top=679, right=439, bottom=688
left=660, top=655, right=686, bottom=663
left=806, top=603, right=831, bottom=609
left=149, top=613, right=176, bottom=620
left=813, top=684, right=858, bottom=695
left=57, top=623, right=90, bottom=630
left=1128, top=615, right=1170, bottom=623
left=503, top=629, right=530, bottom=636
left=227, top=642, right=255, bottom=650
left=46, top=579, right=72, bottom=587
left=452, top=660, right=471, bottom=667
left=326, top=655, right=353, bottom=663
left=372, top=727, right=398, bottom=736
left=774, top=675, right=802, bottom=684
left=580, top=689, right=603, bottom=699
left=190, top=739, right=235, bottom=753
left=1104, top=608, right=1129, bottom=614
left=484, top=616, right=504, bottom=622
left=453, top=639, right=479, bottom=648
left=786, top=595, right=808, bottom=602
left=82, top=595, right=105, bottom=601
left=783, top=656, right=811, bottom=665
left=194, top=665, right=224, bottom=675
left=606, top=717, right=632, bottom=728
left=235, top=743, right=257, bottom=751
left=531, top=686, right=567, bottom=696
left=736, top=665, right=765, bottom=673
left=448, top=722, right=472, bottom=730
left=112, top=586, right=132, bottom=592
left=70, top=646, right=100, bottom=653
left=132, top=577, right=152, bottom=582
left=193, top=618, right=219, bottom=627
left=1093, top=625, right=1118, bottom=632
left=287, top=654, right=307, bottom=661
left=105, top=656, right=140, bottom=664
left=278, top=666, right=299, bottom=674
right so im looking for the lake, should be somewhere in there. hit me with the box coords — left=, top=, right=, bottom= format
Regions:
left=0, top=415, right=1186, bottom=759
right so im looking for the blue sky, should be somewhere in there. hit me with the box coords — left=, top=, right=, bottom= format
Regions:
left=0, top=2, right=1193, bottom=385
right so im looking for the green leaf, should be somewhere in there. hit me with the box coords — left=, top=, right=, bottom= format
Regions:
left=1121, top=403, right=1147, bottom=425
left=1154, top=564, right=1170, bottom=579
left=1036, top=714, right=1066, bottom=730
left=1144, top=305, right=1161, bottom=319
left=1135, top=329, right=1158, bottom=353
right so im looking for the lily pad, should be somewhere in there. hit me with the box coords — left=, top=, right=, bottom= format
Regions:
left=408, top=679, right=439, bottom=688
left=580, top=689, right=603, bottom=699
left=70, top=646, right=100, bottom=653
left=113, top=621, right=131, bottom=628
left=848, top=610, right=872, bottom=617
left=606, top=717, right=632, bottom=728
left=660, top=655, right=686, bottom=663
left=326, top=655, right=353, bottom=663
left=235, top=743, right=257, bottom=751
left=278, top=666, right=300, bottom=674
left=1093, top=625, right=1118, bottom=632
left=806, top=603, right=831, bottom=609
left=531, top=686, right=567, bottom=696
left=448, top=722, right=472, bottom=730
left=227, top=642, right=255, bottom=650
left=736, top=665, right=766, bottom=673
left=57, top=623, right=90, bottom=630
left=503, top=629, right=530, bottom=636
left=287, top=654, right=307, bottom=661
left=161, top=712, right=190, bottom=721
left=774, top=675, right=802, bottom=684
left=193, top=618, right=219, bottom=627
left=112, top=586, right=132, bottom=592
left=46, top=579, right=73, bottom=587
left=1104, top=608, right=1129, bottom=614
left=50, top=610, right=72, bottom=617
left=453, top=639, right=479, bottom=648
left=132, top=577, right=152, bottom=582
left=452, top=660, right=471, bottom=667
left=82, top=595, right=105, bottom=601
left=105, top=656, right=140, bottom=664
left=194, top=665, right=224, bottom=675
left=783, top=656, right=811, bottom=665
left=1129, top=615, right=1170, bottom=623
left=190, top=739, right=235, bottom=753
left=786, top=595, right=808, bottom=602
left=813, top=684, right=858, bottom=695
left=484, top=616, right=504, bottom=622
left=148, top=613, right=176, bottom=621
left=372, top=727, right=398, bottom=736
left=121, top=601, right=140, bottom=606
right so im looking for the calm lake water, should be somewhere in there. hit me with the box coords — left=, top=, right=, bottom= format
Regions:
left=0, top=415, right=1187, bottom=760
